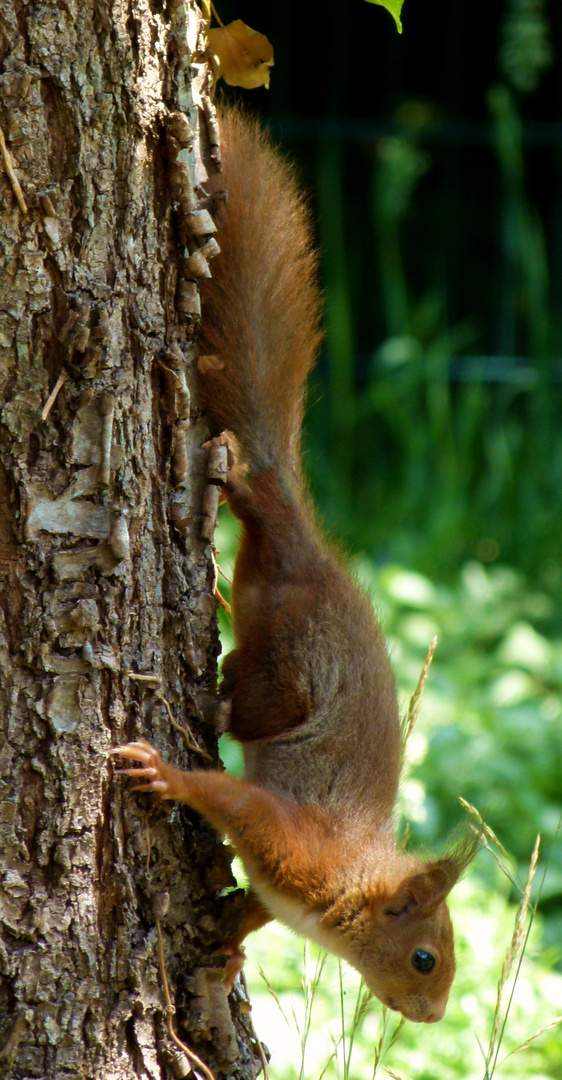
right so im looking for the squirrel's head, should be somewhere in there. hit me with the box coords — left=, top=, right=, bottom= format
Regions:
left=320, top=837, right=477, bottom=1023
left=354, top=862, right=457, bottom=1023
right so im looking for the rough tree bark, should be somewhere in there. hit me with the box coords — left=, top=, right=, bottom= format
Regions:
left=0, top=2, right=261, bottom=1077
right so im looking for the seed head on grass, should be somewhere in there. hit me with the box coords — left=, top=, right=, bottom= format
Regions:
left=372, top=1007, right=406, bottom=1080
left=459, top=798, right=520, bottom=890
left=400, top=635, right=438, bottom=757
left=384, top=1067, right=412, bottom=1080
left=484, top=833, right=541, bottom=1079
left=502, top=1013, right=562, bottom=1061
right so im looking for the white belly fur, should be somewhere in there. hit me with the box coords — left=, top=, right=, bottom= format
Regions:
left=247, top=868, right=352, bottom=963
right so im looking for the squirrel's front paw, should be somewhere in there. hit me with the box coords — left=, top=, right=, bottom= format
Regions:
left=218, top=941, right=247, bottom=994
left=111, top=740, right=173, bottom=797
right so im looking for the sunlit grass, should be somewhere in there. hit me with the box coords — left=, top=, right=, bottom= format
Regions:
left=242, top=865, right=562, bottom=1080
left=214, top=508, right=562, bottom=1080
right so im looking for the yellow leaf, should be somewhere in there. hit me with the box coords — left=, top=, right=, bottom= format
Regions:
left=364, top=0, right=404, bottom=34
left=208, top=20, right=274, bottom=90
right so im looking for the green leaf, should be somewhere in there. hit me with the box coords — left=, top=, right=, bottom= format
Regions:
left=364, top=0, right=404, bottom=34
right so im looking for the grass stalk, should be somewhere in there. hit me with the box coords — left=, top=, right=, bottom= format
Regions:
left=482, top=813, right=561, bottom=1079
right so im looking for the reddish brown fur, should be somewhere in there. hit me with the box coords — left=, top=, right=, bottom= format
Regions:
left=198, top=108, right=323, bottom=482
left=114, top=108, right=476, bottom=1024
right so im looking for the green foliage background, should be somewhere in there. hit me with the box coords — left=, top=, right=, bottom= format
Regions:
left=217, top=528, right=562, bottom=1079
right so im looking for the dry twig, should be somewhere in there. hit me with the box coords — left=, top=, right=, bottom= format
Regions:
left=0, top=125, right=28, bottom=214
left=210, top=548, right=232, bottom=613
left=156, top=919, right=215, bottom=1080
left=41, top=369, right=69, bottom=421
left=161, top=695, right=213, bottom=762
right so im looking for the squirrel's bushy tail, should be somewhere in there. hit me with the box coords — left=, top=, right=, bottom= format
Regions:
left=197, top=108, right=323, bottom=481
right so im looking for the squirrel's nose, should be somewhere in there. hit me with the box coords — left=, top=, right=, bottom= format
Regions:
left=424, top=1001, right=447, bottom=1023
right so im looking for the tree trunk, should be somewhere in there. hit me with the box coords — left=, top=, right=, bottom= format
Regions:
left=0, top=2, right=260, bottom=1076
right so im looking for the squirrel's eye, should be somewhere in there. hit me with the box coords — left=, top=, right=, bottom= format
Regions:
left=412, top=949, right=435, bottom=973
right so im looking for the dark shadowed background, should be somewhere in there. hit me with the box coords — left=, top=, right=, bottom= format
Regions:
left=215, top=0, right=562, bottom=578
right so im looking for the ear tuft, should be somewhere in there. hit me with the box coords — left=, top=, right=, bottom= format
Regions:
left=385, top=863, right=457, bottom=918
left=444, top=826, right=481, bottom=879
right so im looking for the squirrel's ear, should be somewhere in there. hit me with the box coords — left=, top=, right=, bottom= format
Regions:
left=385, top=862, right=457, bottom=918
left=385, top=830, right=481, bottom=918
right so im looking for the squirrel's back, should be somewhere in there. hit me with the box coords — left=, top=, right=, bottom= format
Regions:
left=198, top=108, right=323, bottom=481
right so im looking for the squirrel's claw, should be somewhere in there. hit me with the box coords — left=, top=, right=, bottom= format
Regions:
left=113, top=766, right=158, bottom=779
left=110, top=740, right=159, bottom=764
left=129, top=780, right=169, bottom=794
left=111, top=742, right=171, bottom=797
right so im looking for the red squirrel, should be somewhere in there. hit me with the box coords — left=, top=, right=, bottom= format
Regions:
left=113, top=108, right=475, bottom=1024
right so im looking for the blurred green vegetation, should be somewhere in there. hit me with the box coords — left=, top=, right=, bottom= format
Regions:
left=306, top=72, right=561, bottom=579
left=217, top=520, right=562, bottom=961
left=216, top=519, right=562, bottom=1078
left=217, top=4, right=562, bottom=579
left=217, top=0, right=560, bottom=579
